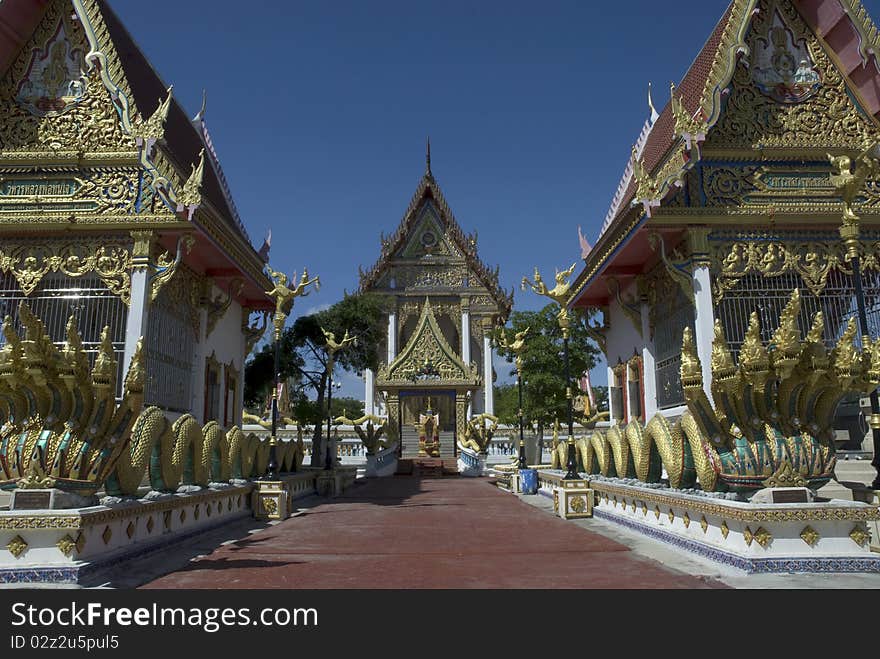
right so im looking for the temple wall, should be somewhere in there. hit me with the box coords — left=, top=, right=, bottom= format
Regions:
left=605, top=284, right=644, bottom=369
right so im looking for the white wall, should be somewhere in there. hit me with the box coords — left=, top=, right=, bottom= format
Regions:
left=197, top=283, right=247, bottom=428
left=604, top=280, right=645, bottom=368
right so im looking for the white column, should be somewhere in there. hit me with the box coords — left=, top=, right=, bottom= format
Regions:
left=123, top=266, right=149, bottom=381
left=693, top=265, right=715, bottom=402
left=483, top=333, right=494, bottom=415
left=191, top=307, right=209, bottom=423
left=364, top=368, right=375, bottom=416
left=387, top=309, right=397, bottom=365
left=641, top=302, right=658, bottom=421
left=607, top=365, right=617, bottom=425
left=461, top=303, right=471, bottom=419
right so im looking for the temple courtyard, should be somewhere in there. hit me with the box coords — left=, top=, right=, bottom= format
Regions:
left=46, top=467, right=874, bottom=590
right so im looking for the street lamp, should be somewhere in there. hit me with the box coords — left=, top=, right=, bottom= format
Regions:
left=830, top=146, right=880, bottom=488
left=262, top=266, right=320, bottom=480
left=320, top=328, right=357, bottom=471
left=326, top=380, right=342, bottom=470
left=498, top=327, right=530, bottom=469
left=522, top=263, right=580, bottom=480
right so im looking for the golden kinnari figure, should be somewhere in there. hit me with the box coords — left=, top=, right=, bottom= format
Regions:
left=321, top=327, right=358, bottom=364
left=521, top=262, right=577, bottom=331
left=497, top=326, right=529, bottom=370
left=265, top=266, right=320, bottom=339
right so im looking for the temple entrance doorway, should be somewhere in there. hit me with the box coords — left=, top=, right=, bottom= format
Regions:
left=399, top=390, right=456, bottom=459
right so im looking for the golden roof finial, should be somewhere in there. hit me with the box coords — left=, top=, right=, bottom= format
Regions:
left=647, top=81, right=658, bottom=122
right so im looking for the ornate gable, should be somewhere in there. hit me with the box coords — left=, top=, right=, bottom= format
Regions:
left=395, top=201, right=461, bottom=259
left=0, top=1, right=136, bottom=160
left=705, top=0, right=877, bottom=151
left=359, top=155, right=512, bottom=319
left=376, top=299, right=480, bottom=388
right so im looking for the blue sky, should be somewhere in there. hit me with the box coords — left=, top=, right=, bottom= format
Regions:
left=112, top=0, right=880, bottom=399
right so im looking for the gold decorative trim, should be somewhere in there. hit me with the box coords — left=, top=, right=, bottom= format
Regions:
left=850, top=525, right=872, bottom=547
left=0, top=240, right=133, bottom=304
left=654, top=506, right=661, bottom=520
left=101, top=526, right=112, bottom=545
left=571, top=496, right=586, bottom=514
left=800, top=525, right=820, bottom=547
left=700, top=516, right=708, bottom=533
left=7, top=535, right=27, bottom=558
left=744, top=526, right=754, bottom=546
left=589, top=481, right=880, bottom=522
left=721, top=520, right=729, bottom=539
left=56, top=534, right=77, bottom=557
left=125, top=521, right=135, bottom=539
left=754, top=526, right=772, bottom=549
left=683, top=511, right=691, bottom=528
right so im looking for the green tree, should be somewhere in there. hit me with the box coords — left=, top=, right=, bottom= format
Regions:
left=244, top=292, right=387, bottom=467
left=493, top=304, right=601, bottom=448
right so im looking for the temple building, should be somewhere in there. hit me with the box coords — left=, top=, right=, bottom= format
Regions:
left=0, top=0, right=272, bottom=427
left=359, top=147, right=512, bottom=459
left=568, top=0, right=880, bottom=437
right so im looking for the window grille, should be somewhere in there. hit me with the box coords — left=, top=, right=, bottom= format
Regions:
left=653, top=286, right=694, bottom=409
left=713, top=268, right=880, bottom=357
left=0, top=271, right=127, bottom=395
left=145, top=286, right=195, bottom=412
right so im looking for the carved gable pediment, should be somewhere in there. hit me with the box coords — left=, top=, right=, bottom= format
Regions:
left=0, top=1, right=136, bottom=157
left=395, top=201, right=461, bottom=259
left=705, top=0, right=877, bottom=151
left=377, top=298, right=480, bottom=388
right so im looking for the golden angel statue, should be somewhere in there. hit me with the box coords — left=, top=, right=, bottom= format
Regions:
left=321, top=327, right=358, bottom=359
left=521, top=262, right=577, bottom=308
left=497, top=326, right=529, bottom=369
left=828, top=143, right=879, bottom=224
left=265, top=266, right=320, bottom=334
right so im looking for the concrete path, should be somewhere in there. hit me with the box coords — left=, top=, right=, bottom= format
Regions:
left=141, top=477, right=723, bottom=589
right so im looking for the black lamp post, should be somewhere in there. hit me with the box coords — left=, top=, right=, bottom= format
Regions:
left=261, top=322, right=281, bottom=481
left=560, top=313, right=579, bottom=480
left=517, top=366, right=527, bottom=469
left=841, top=223, right=880, bottom=489
left=325, top=377, right=340, bottom=471
left=832, top=148, right=880, bottom=490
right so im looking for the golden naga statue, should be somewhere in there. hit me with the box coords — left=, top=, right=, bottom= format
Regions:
left=573, top=291, right=880, bottom=494
left=458, top=413, right=498, bottom=454
left=335, top=413, right=391, bottom=455
left=0, top=302, right=300, bottom=499
left=265, top=266, right=320, bottom=335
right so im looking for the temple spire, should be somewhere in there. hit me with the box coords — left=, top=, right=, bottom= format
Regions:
left=425, top=136, right=432, bottom=178
left=647, top=82, right=658, bottom=122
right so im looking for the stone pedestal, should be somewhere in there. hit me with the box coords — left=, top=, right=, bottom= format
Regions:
left=252, top=480, right=290, bottom=521
left=511, top=471, right=521, bottom=494
left=316, top=467, right=358, bottom=498
left=553, top=480, right=593, bottom=520
left=10, top=489, right=98, bottom=511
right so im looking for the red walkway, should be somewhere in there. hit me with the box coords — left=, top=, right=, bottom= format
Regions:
left=141, top=477, right=723, bottom=589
